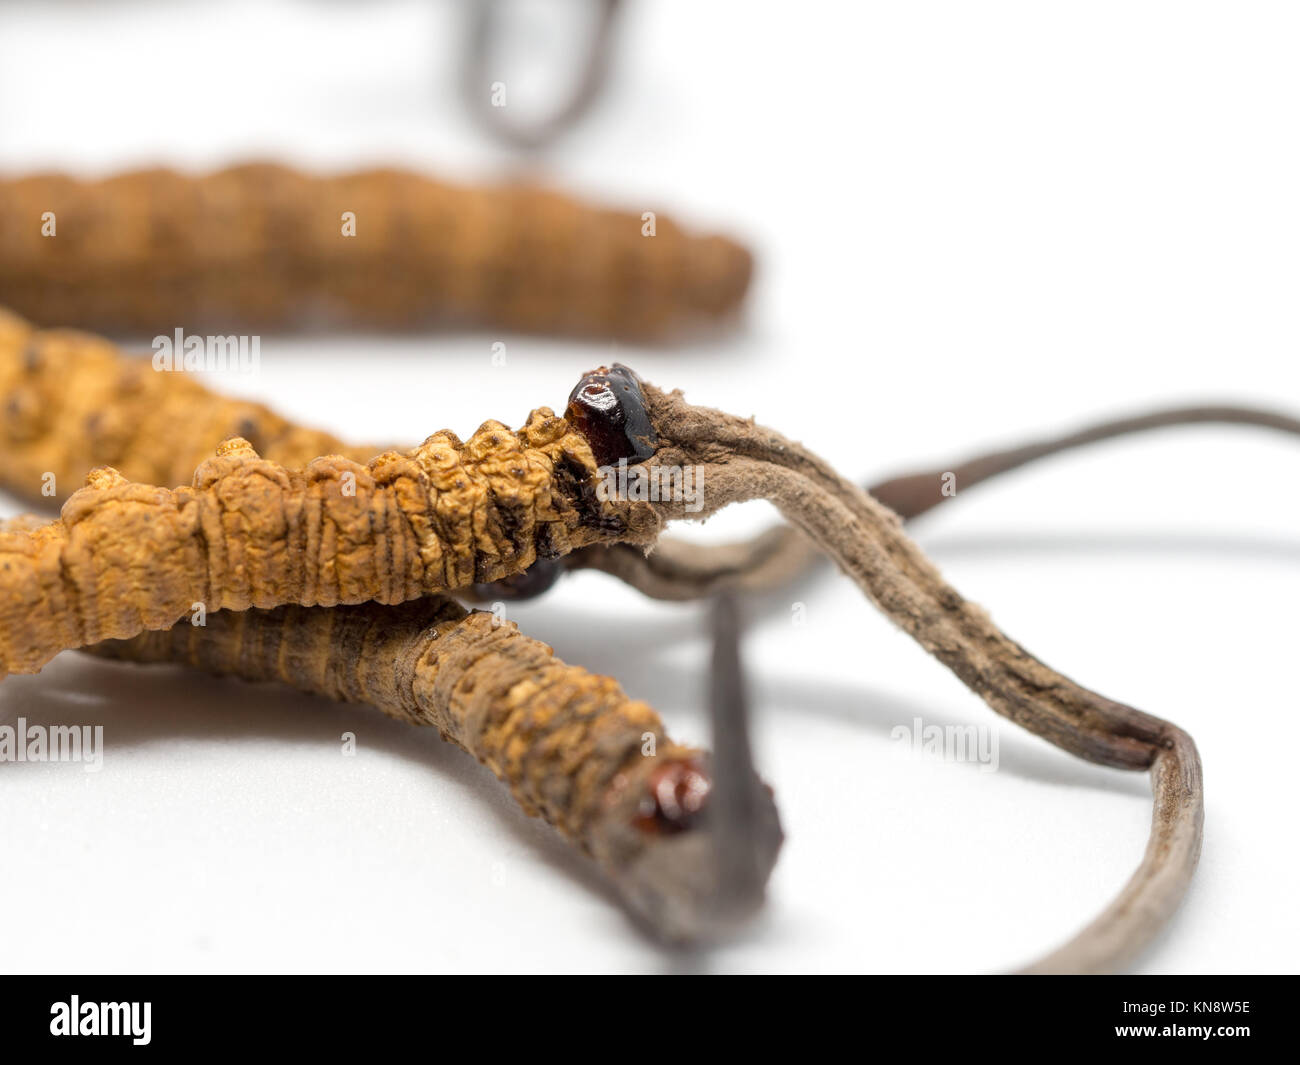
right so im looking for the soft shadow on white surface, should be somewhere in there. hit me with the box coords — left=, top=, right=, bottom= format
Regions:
left=924, top=529, right=1300, bottom=565
left=516, top=602, right=1150, bottom=796
left=1, top=651, right=620, bottom=901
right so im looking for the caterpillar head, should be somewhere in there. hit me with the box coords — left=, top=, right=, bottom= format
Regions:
left=566, top=364, right=658, bottom=468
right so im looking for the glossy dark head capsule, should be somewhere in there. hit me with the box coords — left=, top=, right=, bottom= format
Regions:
left=566, top=364, right=658, bottom=468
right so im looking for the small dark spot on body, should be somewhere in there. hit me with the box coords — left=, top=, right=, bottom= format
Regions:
left=474, top=557, right=564, bottom=601
left=534, top=523, right=561, bottom=560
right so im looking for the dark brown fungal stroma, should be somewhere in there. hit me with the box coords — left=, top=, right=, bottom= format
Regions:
left=573, top=403, right=1300, bottom=602
left=557, top=366, right=1205, bottom=972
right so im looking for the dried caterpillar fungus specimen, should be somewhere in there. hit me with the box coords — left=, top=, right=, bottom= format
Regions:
left=0, top=352, right=1203, bottom=970
left=89, top=597, right=782, bottom=940
left=0, top=164, right=753, bottom=337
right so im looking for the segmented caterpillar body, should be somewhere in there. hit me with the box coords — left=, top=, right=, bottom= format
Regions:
left=88, top=597, right=781, bottom=940
left=0, top=308, right=370, bottom=498
left=0, top=414, right=661, bottom=677
left=91, top=599, right=690, bottom=846
left=0, top=164, right=753, bottom=337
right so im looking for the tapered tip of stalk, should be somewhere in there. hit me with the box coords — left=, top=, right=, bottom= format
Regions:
left=608, top=592, right=783, bottom=944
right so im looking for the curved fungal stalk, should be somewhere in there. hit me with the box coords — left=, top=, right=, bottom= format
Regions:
left=629, top=378, right=1182, bottom=767
left=0, top=409, right=663, bottom=677
left=566, top=402, right=1300, bottom=601
left=705, top=592, right=774, bottom=927
left=583, top=372, right=1204, bottom=971
left=0, top=165, right=752, bottom=337
left=1018, top=728, right=1202, bottom=974
left=87, top=597, right=783, bottom=943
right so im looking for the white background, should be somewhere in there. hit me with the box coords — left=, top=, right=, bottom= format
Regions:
left=0, top=0, right=1297, bottom=973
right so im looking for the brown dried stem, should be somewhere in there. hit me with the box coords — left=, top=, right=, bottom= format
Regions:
left=632, top=382, right=1204, bottom=972
left=1019, top=728, right=1202, bottom=974
left=570, top=402, right=1300, bottom=601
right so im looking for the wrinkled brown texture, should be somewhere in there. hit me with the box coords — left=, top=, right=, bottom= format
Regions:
left=0, top=412, right=663, bottom=677
left=633, top=384, right=1164, bottom=765
left=89, top=599, right=697, bottom=861
left=86, top=591, right=782, bottom=943
left=0, top=164, right=753, bottom=337
left=8, top=303, right=1282, bottom=619
left=576, top=402, right=1300, bottom=601
left=0, top=307, right=372, bottom=499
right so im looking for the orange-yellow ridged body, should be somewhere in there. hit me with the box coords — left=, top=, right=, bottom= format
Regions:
left=0, top=164, right=753, bottom=337
left=0, top=414, right=660, bottom=677
left=0, top=307, right=370, bottom=499
left=91, top=600, right=697, bottom=851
